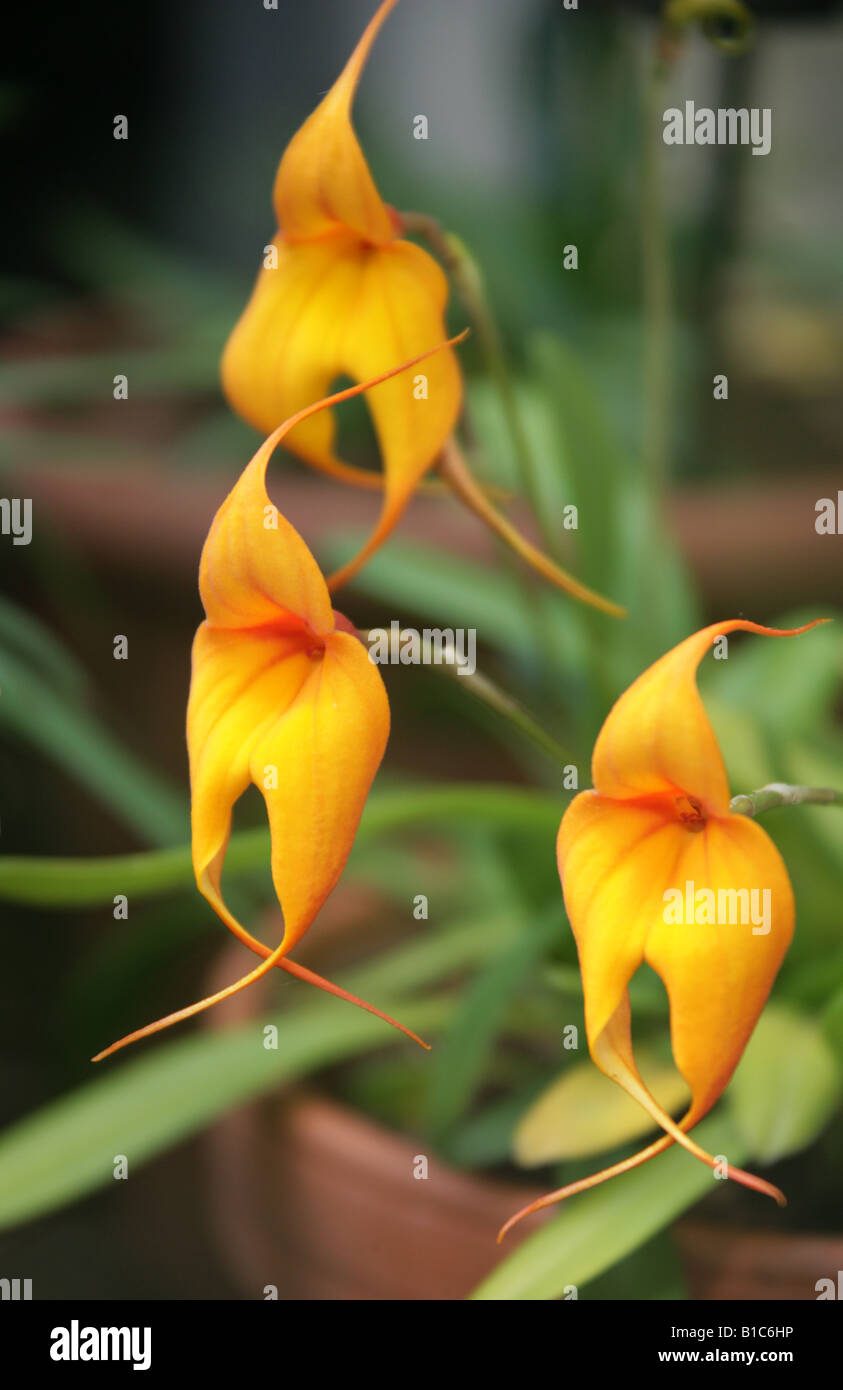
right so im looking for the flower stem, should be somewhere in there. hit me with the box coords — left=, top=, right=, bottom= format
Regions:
left=641, top=46, right=671, bottom=498
left=400, top=210, right=554, bottom=552
left=643, top=0, right=757, bottom=494
left=362, top=625, right=573, bottom=766
left=454, top=666, right=573, bottom=767
left=438, top=437, right=625, bottom=617
left=730, top=784, right=843, bottom=818
left=0, top=786, right=562, bottom=910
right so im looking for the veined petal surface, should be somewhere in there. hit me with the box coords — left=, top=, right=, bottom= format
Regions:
left=274, top=0, right=399, bottom=245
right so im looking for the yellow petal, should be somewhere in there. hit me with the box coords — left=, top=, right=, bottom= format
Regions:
left=199, top=429, right=335, bottom=636
left=189, top=622, right=388, bottom=953
left=98, top=609, right=420, bottom=1060
left=273, top=0, right=399, bottom=245
left=188, top=624, right=313, bottom=912
left=591, top=619, right=827, bottom=816
left=95, top=360, right=484, bottom=1062
left=558, top=791, right=794, bottom=1121
left=251, top=629, right=389, bottom=952
left=644, top=813, right=795, bottom=1123
left=502, top=621, right=829, bottom=1236
left=188, top=402, right=392, bottom=951
left=222, top=234, right=462, bottom=587
left=558, top=792, right=682, bottom=1054
left=195, top=349, right=465, bottom=947
left=222, top=233, right=368, bottom=444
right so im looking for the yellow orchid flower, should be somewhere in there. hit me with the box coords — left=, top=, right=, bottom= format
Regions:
left=221, top=0, right=624, bottom=617
left=222, top=0, right=461, bottom=592
left=93, top=349, right=463, bottom=1064
left=500, top=617, right=826, bottom=1240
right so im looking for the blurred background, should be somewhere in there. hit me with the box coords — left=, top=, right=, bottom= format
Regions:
left=1, top=0, right=841, bottom=1299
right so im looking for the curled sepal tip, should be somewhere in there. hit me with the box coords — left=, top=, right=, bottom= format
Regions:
left=92, top=947, right=430, bottom=1063
left=497, top=1128, right=785, bottom=1244
left=438, top=438, right=626, bottom=618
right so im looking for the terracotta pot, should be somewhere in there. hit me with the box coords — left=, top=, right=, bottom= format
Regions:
left=205, top=1088, right=551, bottom=1301
left=199, top=933, right=548, bottom=1299
left=674, top=1222, right=843, bottom=1301
left=200, top=940, right=842, bottom=1301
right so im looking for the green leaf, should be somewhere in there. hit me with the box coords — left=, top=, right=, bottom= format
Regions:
left=822, top=987, right=843, bottom=1064
left=471, top=1113, right=748, bottom=1300
left=0, top=994, right=450, bottom=1233
left=427, top=908, right=561, bottom=1141
left=528, top=333, right=623, bottom=595
left=447, top=1093, right=535, bottom=1168
left=782, top=947, right=843, bottom=1013
left=704, top=696, right=776, bottom=797
left=585, top=1229, right=687, bottom=1301
left=0, top=642, right=186, bottom=847
left=55, top=211, right=239, bottom=328
left=0, top=783, right=560, bottom=907
left=727, top=1005, right=842, bottom=1164
left=513, top=1051, right=689, bottom=1167
left=781, top=737, right=843, bottom=865
left=0, top=345, right=219, bottom=408
left=0, top=597, right=87, bottom=702
left=0, top=907, right=533, bottom=1232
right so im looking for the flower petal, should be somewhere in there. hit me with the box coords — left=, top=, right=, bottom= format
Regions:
left=645, top=813, right=795, bottom=1123
left=558, top=792, right=795, bottom=1130
left=222, top=233, right=366, bottom=445
left=591, top=619, right=827, bottom=816
left=558, top=791, right=686, bottom=1053
left=253, top=629, right=389, bottom=951
left=273, top=0, right=399, bottom=245
left=187, top=621, right=313, bottom=934
left=199, top=426, right=335, bottom=636
left=188, top=625, right=389, bottom=956
left=221, top=234, right=461, bottom=587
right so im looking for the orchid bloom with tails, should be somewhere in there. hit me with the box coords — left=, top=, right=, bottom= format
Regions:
left=222, top=0, right=461, bottom=593
left=500, top=618, right=828, bottom=1241
left=93, top=341, right=466, bottom=1064
left=221, top=0, right=624, bottom=617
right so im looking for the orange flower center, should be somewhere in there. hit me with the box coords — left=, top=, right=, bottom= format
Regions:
left=674, top=792, right=706, bottom=831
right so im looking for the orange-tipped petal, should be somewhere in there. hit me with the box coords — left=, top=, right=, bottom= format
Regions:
left=249, top=629, right=389, bottom=953
left=97, top=351, right=478, bottom=1061
left=222, top=235, right=463, bottom=543
left=189, top=352, right=473, bottom=1015
left=497, top=1121, right=784, bottom=1242
left=437, top=438, right=626, bottom=617
left=506, top=620, right=827, bottom=1230
left=591, top=619, right=828, bottom=815
left=498, top=1131, right=676, bottom=1242
left=92, top=939, right=292, bottom=1061
left=274, top=0, right=399, bottom=245
left=559, top=754, right=795, bottom=1132
left=189, top=421, right=391, bottom=955
left=222, top=2, right=463, bottom=524
left=644, top=813, right=795, bottom=1122
left=93, top=944, right=430, bottom=1062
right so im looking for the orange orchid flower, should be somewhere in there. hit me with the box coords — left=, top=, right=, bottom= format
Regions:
left=222, top=0, right=461, bottom=592
left=93, top=349, right=465, bottom=1064
left=221, top=0, right=624, bottom=617
left=500, top=618, right=827, bottom=1240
